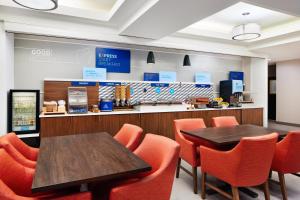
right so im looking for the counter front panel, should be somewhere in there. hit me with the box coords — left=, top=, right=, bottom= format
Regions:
left=40, top=108, right=263, bottom=138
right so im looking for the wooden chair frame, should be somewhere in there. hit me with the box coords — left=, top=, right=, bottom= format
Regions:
left=201, top=172, right=270, bottom=200
left=176, top=158, right=198, bottom=194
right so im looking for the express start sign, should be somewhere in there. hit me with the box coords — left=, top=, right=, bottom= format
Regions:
left=96, top=48, right=131, bottom=73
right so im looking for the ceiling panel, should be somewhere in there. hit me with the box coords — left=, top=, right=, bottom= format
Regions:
left=60, top=0, right=117, bottom=12
left=119, top=0, right=238, bottom=39
left=181, top=2, right=297, bottom=35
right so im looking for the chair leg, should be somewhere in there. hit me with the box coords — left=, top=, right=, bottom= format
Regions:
left=231, top=186, right=240, bottom=200
left=262, top=181, right=270, bottom=200
left=193, top=166, right=198, bottom=194
left=201, top=172, right=207, bottom=199
left=176, top=158, right=181, bottom=178
left=278, top=172, right=288, bottom=200
left=269, top=171, right=272, bottom=179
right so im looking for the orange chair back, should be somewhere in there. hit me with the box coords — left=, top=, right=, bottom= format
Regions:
left=174, top=118, right=206, bottom=145
left=114, top=124, right=143, bottom=151
left=0, top=132, right=38, bottom=161
left=211, top=116, right=239, bottom=127
left=232, top=133, right=278, bottom=186
left=110, top=134, right=180, bottom=200
left=272, top=131, right=300, bottom=173
left=0, top=180, right=17, bottom=200
left=0, top=149, right=34, bottom=196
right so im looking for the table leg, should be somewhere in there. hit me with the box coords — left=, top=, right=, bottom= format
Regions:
left=292, top=173, right=300, bottom=178
left=239, top=187, right=259, bottom=198
left=206, top=183, right=231, bottom=195
left=80, top=183, right=88, bottom=192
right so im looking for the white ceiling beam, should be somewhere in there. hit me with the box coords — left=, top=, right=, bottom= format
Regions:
left=119, top=0, right=238, bottom=39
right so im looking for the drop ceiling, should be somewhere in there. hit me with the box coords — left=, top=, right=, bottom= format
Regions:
left=178, top=2, right=298, bottom=42
left=1, top=0, right=300, bottom=61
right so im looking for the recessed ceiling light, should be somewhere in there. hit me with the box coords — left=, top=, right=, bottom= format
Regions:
left=12, top=0, right=58, bottom=11
left=242, top=12, right=250, bottom=16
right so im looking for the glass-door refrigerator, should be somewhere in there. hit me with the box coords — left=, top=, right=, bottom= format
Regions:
left=8, top=90, right=40, bottom=134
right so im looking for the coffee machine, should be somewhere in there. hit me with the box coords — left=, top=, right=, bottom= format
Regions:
left=220, top=80, right=243, bottom=107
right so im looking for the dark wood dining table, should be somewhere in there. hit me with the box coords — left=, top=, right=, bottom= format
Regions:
left=180, top=124, right=288, bottom=198
left=181, top=124, right=287, bottom=147
left=32, top=132, right=151, bottom=193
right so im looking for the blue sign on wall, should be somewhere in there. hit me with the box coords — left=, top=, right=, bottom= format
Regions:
left=229, top=71, right=244, bottom=81
left=159, top=71, right=177, bottom=82
left=96, top=48, right=131, bottom=73
left=195, top=72, right=211, bottom=83
left=144, top=73, right=159, bottom=81
left=83, top=67, right=106, bottom=80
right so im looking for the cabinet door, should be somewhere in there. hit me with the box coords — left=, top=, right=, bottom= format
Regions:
left=158, top=112, right=177, bottom=139
left=140, top=113, right=160, bottom=137
left=242, top=108, right=263, bottom=126
left=176, top=111, right=192, bottom=120
left=97, top=114, right=140, bottom=136
left=218, top=109, right=242, bottom=124
left=40, top=117, right=73, bottom=137
left=191, top=110, right=223, bottom=127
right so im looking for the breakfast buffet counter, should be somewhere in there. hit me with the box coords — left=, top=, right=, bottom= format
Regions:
left=40, top=105, right=264, bottom=139
left=39, top=104, right=262, bottom=118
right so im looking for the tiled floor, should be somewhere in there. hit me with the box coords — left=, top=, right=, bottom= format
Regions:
left=268, top=121, right=300, bottom=132
left=171, top=121, right=300, bottom=200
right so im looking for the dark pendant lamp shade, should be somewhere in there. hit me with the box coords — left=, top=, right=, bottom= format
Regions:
left=12, top=0, right=58, bottom=11
left=147, top=51, right=155, bottom=64
left=183, top=55, right=191, bottom=66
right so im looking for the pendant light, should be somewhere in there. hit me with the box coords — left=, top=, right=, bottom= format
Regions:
left=12, top=0, right=58, bottom=11
left=147, top=51, right=155, bottom=64
left=183, top=55, right=191, bottom=66
left=232, top=23, right=261, bottom=40
left=232, top=12, right=261, bottom=41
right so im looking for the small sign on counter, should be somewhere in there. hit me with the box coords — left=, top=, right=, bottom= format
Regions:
left=99, top=82, right=122, bottom=86
left=71, top=81, right=97, bottom=86
left=195, top=84, right=211, bottom=88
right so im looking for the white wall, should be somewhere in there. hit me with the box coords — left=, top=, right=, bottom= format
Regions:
left=14, top=36, right=243, bottom=96
left=277, top=60, right=300, bottom=125
left=0, top=23, right=14, bottom=135
left=250, top=58, right=268, bottom=127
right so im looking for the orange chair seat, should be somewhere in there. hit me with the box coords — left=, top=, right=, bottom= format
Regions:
left=109, top=134, right=180, bottom=200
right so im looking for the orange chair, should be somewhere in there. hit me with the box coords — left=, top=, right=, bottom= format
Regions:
left=114, top=124, right=143, bottom=151
left=211, top=116, right=239, bottom=127
left=0, top=149, right=91, bottom=199
left=200, top=133, right=278, bottom=200
left=174, top=118, right=207, bottom=194
left=0, top=148, right=40, bottom=196
left=271, top=132, right=300, bottom=200
left=0, top=133, right=38, bottom=168
left=109, top=134, right=180, bottom=200
left=0, top=179, right=92, bottom=200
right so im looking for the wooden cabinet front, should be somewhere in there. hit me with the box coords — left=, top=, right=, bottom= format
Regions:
left=40, top=108, right=263, bottom=138
left=40, top=114, right=140, bottom=137
left=241, top=108, right=263, bottom=126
